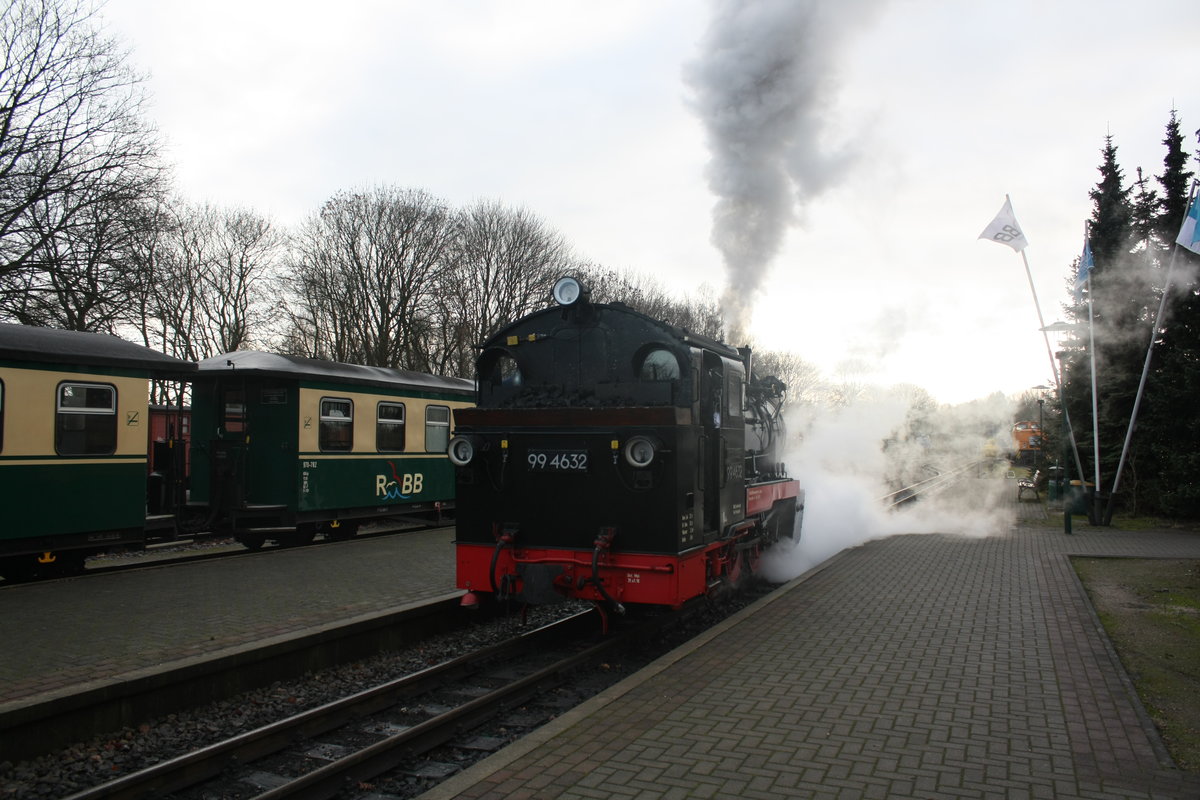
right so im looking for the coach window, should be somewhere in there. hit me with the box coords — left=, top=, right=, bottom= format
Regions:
left=0, top=380, right=4, bottom=452
left=376, top=402, right=406, bottom=452
left=222, top=389, right=246, bottom=433
left=319, top=397, right=353, bottom=451
left=425, top=405, right=450, bottom=453
left=638, top=347, right=681, bottom=381
left=56, top=382, right=117, bottom=455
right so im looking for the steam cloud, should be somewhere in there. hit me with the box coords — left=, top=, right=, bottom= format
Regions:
left=763, top=389, right=1017, bottom=583
left=685, top=0, right=883, bottom=344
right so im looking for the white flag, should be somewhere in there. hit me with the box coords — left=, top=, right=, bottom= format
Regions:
left=978, top=197, right=1029, bottom=252
left=1177, top=191, right=1200, bottom=255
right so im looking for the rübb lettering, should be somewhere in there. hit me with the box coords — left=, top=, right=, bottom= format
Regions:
left=375, top=472, right=424, bottom=499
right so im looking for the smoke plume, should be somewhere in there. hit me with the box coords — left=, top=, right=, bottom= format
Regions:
left=685, top=0, right=883, bottom=344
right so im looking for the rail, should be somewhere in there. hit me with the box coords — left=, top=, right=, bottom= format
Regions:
left=58, top=607, right=667, bottom=800
left=879, top=461, right=982, bottom=509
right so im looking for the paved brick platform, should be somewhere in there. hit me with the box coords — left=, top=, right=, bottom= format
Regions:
left=425, top=514, right=1200, bottom=799
left=0, top=528, right=457, bottom=710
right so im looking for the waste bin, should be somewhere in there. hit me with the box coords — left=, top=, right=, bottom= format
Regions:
left=1046, top=466, right=1064, bottom=504
left=1067, top=480, right=1094, bottom=515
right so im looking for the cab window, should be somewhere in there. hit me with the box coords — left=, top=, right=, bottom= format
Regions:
left=56, top=382, right=117, bottom=455
left=478, top=348, right=522, bottom=396
left=319, top=397, right=353, bottom=451
left=425, top=405, right=450, bottom=453
left=726, top=372, right=743, bottom=419
left=377, top=402, right=406, bottom=452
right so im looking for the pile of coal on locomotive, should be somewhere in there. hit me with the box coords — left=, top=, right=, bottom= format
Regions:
left=452, top=276, right=803, bottom=619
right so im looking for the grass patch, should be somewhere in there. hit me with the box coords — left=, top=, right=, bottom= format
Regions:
left=1072, top=557, right=1200, bottom=772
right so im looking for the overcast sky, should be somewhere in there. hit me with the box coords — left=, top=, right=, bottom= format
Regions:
left=98, top=0, right=1200, bottom=404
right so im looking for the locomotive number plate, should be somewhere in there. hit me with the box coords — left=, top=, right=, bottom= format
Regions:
left=527, top=449, right=588, bottom=472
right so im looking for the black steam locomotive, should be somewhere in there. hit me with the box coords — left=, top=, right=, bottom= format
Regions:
left=451, top=276, right=803, bottom=622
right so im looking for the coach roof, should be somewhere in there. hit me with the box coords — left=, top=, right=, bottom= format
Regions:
left=199, top=350, right=474, bottom=394
left=0, top=323, right=197, bottom=373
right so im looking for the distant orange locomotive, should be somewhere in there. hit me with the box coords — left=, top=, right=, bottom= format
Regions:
left=1011, top=420, right=1042, bottom=466
left=450, top=277, right=803, bottom=624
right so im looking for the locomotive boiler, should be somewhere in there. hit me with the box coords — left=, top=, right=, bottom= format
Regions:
left=451, top=277, right=803, bottom=620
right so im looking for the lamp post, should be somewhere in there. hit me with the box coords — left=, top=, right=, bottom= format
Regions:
left=1055, top=351, right=1072, bottom=535
left=1036, top=396, right=1045, bottom=468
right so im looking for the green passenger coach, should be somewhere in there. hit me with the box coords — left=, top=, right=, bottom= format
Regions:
left=190, top=351, right=473, bottom=549
left=0, top=324, right=195, bottom=580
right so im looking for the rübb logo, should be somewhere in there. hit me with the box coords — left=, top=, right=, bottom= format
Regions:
left=992, top=225, right=1022, bottom=244
left=376, top=472, right=423, bottom=500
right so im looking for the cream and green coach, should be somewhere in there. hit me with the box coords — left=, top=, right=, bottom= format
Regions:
left=0, top=324, right=195, bottom=580
left=190, top=352, right=473, bottom=549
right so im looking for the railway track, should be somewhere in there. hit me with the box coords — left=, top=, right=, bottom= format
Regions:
left=880, top=460, right=983, bottom=509
left=56, top=607, right=678, bottom=800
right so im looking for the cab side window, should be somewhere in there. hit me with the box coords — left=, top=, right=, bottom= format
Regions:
left=56, top=383, right=117, bottom=455
left=726, top=372, right=743, bottom=419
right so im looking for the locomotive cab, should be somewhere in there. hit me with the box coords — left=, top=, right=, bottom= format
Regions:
left=452, top=277, right=802, bottom=613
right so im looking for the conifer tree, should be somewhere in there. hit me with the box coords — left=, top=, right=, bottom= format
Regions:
left=1141, top=114, right=1200, bottom=515
left=1063, top=136, right=1142, bottom=515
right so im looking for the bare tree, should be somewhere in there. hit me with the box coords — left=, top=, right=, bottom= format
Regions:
left=429, top=200, right=571, bottom=376
left=578, top=264, right=725, bottom=340
left=126, top=199, right=282, bottom=361
left=751, top=348, right=822, bottom=400
left=0, top=184, right=160, bottom=330
left=282, top=187, right=455, bottom=369
left=0, top=0, right=161, bottom=279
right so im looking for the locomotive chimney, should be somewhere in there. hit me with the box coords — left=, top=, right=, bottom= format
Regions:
left=738, top=346, right=753, bottom=378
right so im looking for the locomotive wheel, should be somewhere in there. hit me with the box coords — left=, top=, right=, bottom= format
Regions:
left=724, top=547, right=748, bottom=588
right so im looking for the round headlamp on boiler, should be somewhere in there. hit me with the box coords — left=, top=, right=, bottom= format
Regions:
left=552, top=276, right=590, bottom=307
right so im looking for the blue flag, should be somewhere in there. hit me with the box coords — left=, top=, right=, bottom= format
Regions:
left=1073, top=237, right=1094, bottom=301
left=1178, top=192, right=1200, bottom=255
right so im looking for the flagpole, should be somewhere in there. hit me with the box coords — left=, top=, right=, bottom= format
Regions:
left=979, top=194, right=1086, bottom=484
left=1018, top=246, right=1087, bottom=482
left=1103, top=179, right=1199, bottom=524
left=1086, top=268, right=1101, bottom=523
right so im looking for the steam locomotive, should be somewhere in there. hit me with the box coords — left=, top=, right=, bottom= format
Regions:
left=451, top=276, right=803, bottom=622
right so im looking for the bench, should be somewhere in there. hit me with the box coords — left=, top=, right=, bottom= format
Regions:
left=1017, top=470, right=1041, bottom=501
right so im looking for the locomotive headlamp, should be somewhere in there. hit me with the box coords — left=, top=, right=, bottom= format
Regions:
left=447, top=435, right=476, bottom=467
left=622, top=435, right=657, bottom=468
left=552, top=276, right=586, bottom=306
